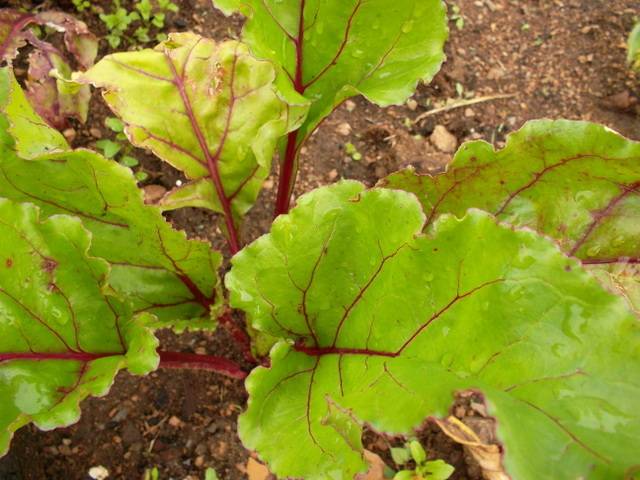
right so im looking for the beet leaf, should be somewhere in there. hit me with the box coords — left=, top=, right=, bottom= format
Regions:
left=83, top=33, right=307, bottom=252
left=384, top=120, right=640, bottom=317
left=227, top=181, right=640, bottom=479
left=0, top=198, right=158, bottom=456
left=0, top=68, right=223, bottom=330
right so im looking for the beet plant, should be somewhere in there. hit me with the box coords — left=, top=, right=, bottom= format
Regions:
left=0, top=2, right=639, bottom=479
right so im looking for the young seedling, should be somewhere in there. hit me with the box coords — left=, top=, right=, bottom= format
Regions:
left=449, top=4, right=464, bottom=31
left=345, top=141, right=362, bottom=161
left=101, top=0, right=180, bottom=48
left=100, top=0, right=141, bottom=48
left=72, top=0, right=92, bottom=13
left=392, top=441, right=454, bottom=480
left=96, top=116, right=142, bottom=169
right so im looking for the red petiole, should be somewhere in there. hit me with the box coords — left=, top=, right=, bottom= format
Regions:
left=0, top=350, right=248, bottom=380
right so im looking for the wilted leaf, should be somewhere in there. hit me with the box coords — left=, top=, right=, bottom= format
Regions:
left=227, top=181, right=640, bottom=479
left=0, top=68, right=222, bottom=330
left=35, top=11, right=98, bottom=70
left=0, top=198, right=158, bottom=455
left=0, top=10, right=97, bottom=128
left=356, top=450, right=387, bottom=480
left=384, top=120, right=640, bottom=316
left=0, top=11, right=32, bottom=62
left=26, top=47, right=91, bottom=129
left=435, top=416, right=507, bottom=480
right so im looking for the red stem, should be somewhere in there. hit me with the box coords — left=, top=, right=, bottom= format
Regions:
left=275, top=130, right=301, bottom=216
left=219, top=311, right=257, bottom=364
left=158, top=350, right=247, bottom=379
left=274, top=0, right=307, bottom=217
left=0, top=350, right=247, bottom=379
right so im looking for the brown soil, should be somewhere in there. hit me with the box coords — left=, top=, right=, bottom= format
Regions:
left=1, top=0, right=639, bottom=479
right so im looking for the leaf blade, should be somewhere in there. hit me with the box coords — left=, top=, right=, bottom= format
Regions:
left=0, top=198, right=158, bottom=456
left=0, top=67, right=223, bottom=329
left=228, top=181, right=640, bottom=479
left=213, top=0, right=448, bottom=142
left=383, top=120, right=640, bottom=316
left=82, top=33, right=302, bottom=226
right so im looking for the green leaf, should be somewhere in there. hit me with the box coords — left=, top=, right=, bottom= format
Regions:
left=136, top=0, right=153, bottom=22
left=390, top=447, right=411, bottom=466
left=82, top=32, right=306, bottom=229
left=106, top=33, right=122, bottom=49
left=151, top=13, right=165, bottom=28
left=227, top=181, right=640, bottom=479
left=0, top=68, right=68, bottom=157
left=204, top=468, right=219, bottom=480
left=105, top=116, right=125, bottom=133
left=383, top=120, right=640, bottom=317
left=629, top=21, right=640, bottom=71
left=120, top=155, right=140, bottom=167
left=421, top=460, right=454, bottom=480
left=0, top=198, right=159, bottom=456
left=135, top=26, right=151, bottom=43
left=0, top=68, right=222, bottom=330
left=409, top=440, right=426, bottom=464
left=393, top=471, right=414, bottom=480
left=95, top=139, right=123, bottom=158
left=211, top=0, right=448, bottom=143
left=135, top=170, right=149, bottom=182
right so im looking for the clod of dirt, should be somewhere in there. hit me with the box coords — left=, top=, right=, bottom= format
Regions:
left=407, top=99, right=418, bottom=111
left=143, top=184, right=168, bottom=204
left=246, top=458, right=271, bottom=480
left=601, top=91, right=638, bottom=112
left=336, top=122, right=352, bottom=136
left=430, top=125, right=458, bottom=153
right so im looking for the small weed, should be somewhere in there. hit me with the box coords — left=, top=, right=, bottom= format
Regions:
left=100, top=0, right=179, bottom=48
left=96, top=117, right=147, bottom=180
left=392, top=441, right=454, bottom=480
left=345, top=142, right=362, bottom=161
left=450, top=5, right=464, bottom=30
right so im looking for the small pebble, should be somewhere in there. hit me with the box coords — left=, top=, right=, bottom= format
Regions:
left=88, top=465, right=109, bottom=480
left=63, top=128, right=76, bottom=142
left=336, top=122, right=352, bottom=136
left=263, top=178, right=274, bottom=190
left=430, top=125, right=458, bottom=153
left=143, top=185, right=167, bottom=204
left=169, top=415, right=183, bottom=428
